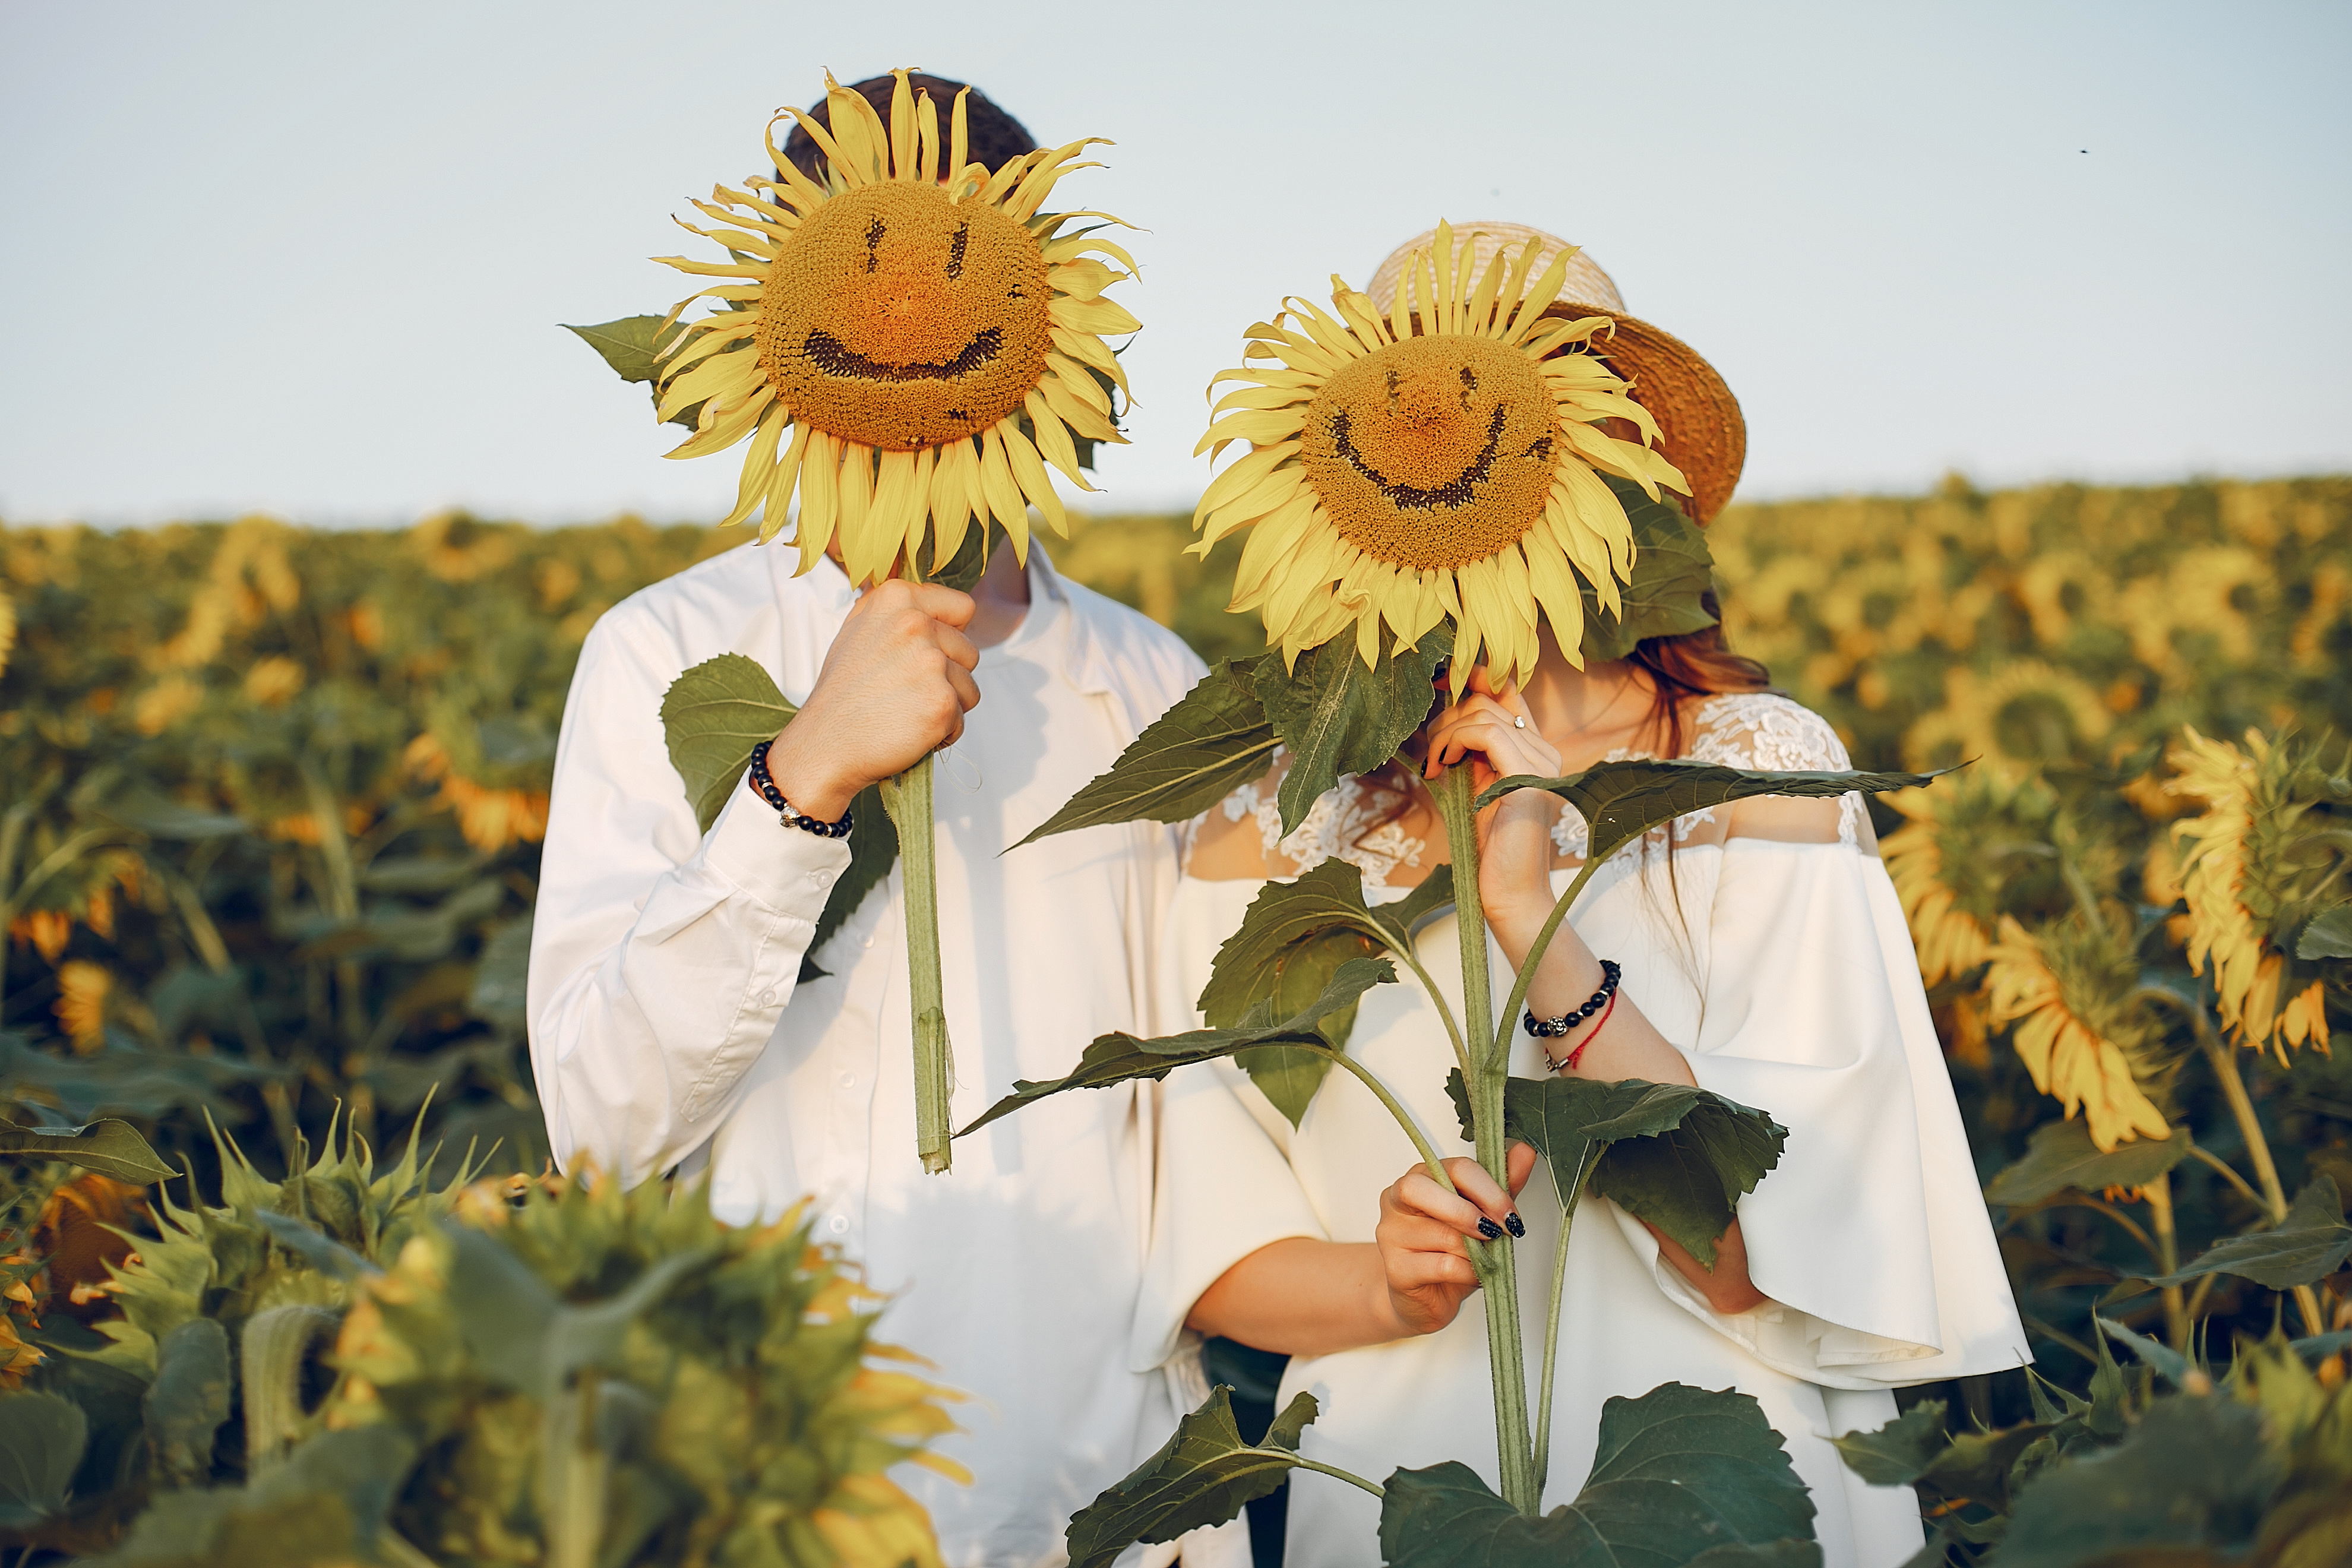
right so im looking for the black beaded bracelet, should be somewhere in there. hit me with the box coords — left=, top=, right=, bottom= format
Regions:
left=746, top=739, right=855, bottom=839
left=1524, top=959, right=1621, bottom=1038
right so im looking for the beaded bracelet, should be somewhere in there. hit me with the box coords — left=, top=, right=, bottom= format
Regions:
left=746, top=739, right=855, bottom=839
left=1523, top=958, right=1621, bottom=1038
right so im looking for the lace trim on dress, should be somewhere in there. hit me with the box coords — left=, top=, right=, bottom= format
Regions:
left=1550, top=692, right=1864, bottom=861
left=1221, top=751, right=1427, bottom=897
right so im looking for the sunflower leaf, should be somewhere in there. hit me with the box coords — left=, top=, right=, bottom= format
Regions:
left=1255, top=631, right=1450, bottom=836
left=1063, top=1387, right=1323, bottom=1568
left=1578, top=479, right=1720, bottom=662
left=1377, top=1384, right=1819, bottom=1567
left=0, top=1392, right=87, bottom=1528
left=0, top=1115, right=176, bottom=1183
left=957, top=957, right=1396, bottom=1137
left=1201, top=861, right=1455, bottom=1124
left=1994, top=1395, right=2278, bottom=1568
left=2297, top=904, right=2352, bottom=960
left=1015, top=661, right=1278, bottom=846
left=2135, top=1175, right=2352, bottom=1289
left=656, top=655, right=896, bottom=979
left=561, top=315, right=683, bottom=384
left=1984, top=1120, right=2194, bottom=1206
left=660, top=655, right=796, bottom=834
left=1478, top=759, right=1939, bottom=868
left=1831, top=1400, right=1950, bottom=1487
left=1445, top=1072, right=1787, bottom=1266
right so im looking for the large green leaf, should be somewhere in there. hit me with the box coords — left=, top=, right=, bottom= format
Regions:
left=1256, top=631, right=1449, bottom=835
left=2137, top=1175, right=2352, bottom=1289
left=0, top=1116, right=176, bottom=1183
left=1016, top=661, right=1278, bottom=846
left=444, top=1226, right=711, bottom=1405
left=1984, top=1120, right=2193, bottom=1206
left=1995, top=1394, right=2278, bottom=1568
left=659, top=653, right=796, bottom=834
left=657, top=653, right=897, bottom=979
left=957, top=957, right=1396, bottom=1138
left=1377, top=1383, right=1818, bottom=1567
left=1578, top=479, right=1720, bottom=663
left=87, top=1425, right=419, bottom=1566
left=145, top=1320, right=232, bottom=1485
left=561, top=314, right=681, bottom=384
left=1064, top=1387, right=1321, bottom=1567
left=1200, top=861, right=1455, bottom=1126
left=1829, top=1399, right=1949, bottom=1487
left=1478, top=760, right=1937, bottom=870
left=2297, top=904, right=2352, bottom=960
left=0, top=1390, right=87, bottom=1529
left=1449, top=1074, right=1787, bottom=1267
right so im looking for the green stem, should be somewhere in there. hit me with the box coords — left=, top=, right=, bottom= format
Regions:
left=1532, top=1162, right=1593, bottom=1494
left=1286, top=1456, right=1387, bottom=1498
left=1432, top=764, right=1538, bottom=1516
left=2185, top=1141, right=2265, bottom=1209
left=1302, top=1044, right=1462, bottom=1202
left=879, top=754, right=953, bottom=1175
left=2194, top=1019, right=2324, bottom=1336
left=2145, top=1174, right=2188, bottom=1352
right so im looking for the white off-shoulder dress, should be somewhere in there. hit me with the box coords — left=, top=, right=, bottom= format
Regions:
left=1137, top=693, right=2027, bottom=1568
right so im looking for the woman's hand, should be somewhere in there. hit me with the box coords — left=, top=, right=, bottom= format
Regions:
left=1422, top=667, right=1561, bottom=931
left=1376, top=1146, right=1538, bottom=1338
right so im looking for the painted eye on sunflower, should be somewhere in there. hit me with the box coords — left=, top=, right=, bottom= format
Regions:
left=1190, top=220, right=1738, bottom=691
left=651, top=68, right=1140, bottom=588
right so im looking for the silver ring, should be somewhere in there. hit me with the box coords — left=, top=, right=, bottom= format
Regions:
left=1513, top=715, right=1526, bottom=729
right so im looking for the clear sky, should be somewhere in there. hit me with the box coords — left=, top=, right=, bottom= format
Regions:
left=2, top=1, right=2346, bottom=527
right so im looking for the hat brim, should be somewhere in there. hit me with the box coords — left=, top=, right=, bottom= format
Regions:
left=1547, top=301, right=1745, bottom=525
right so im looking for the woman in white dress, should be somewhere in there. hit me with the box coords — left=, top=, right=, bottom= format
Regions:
left=1138, top=618, right=2029, bottom=1566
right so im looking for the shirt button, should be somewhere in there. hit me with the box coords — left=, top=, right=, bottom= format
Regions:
left=829, top=1215, right=849, bottom=1235
left=807, top=871, right=827, bottom=887
left=758, top=989, right=777, bottom=1006
left=862, top=934, right=875, bottom=949
left=839, top=1072, right=856, bottom=1089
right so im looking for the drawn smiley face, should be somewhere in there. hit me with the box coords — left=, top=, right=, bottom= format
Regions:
left=1300, top=335, right=1558, bottom=570
left=757, top=183, right=1052, bottom=452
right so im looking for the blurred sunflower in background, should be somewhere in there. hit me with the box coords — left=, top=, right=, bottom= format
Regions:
left=653, top=68, right=1139, bottom=585
left=1188, top=221, right=1714, bottom=685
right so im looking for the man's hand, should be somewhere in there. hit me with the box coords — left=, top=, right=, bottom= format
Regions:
left=763, top=580, right=981, bottom=821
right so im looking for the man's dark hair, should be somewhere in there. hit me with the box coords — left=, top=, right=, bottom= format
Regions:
left=778, top=74, right=1036, bottom=184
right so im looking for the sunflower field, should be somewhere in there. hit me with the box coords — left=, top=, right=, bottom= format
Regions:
left=2, top=472, right=2350, bottom=1564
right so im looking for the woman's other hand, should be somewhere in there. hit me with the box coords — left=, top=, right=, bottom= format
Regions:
left=1422, top=666, right=1561, bottom=931
left=1376, top=1145, right=1538, bottom=1337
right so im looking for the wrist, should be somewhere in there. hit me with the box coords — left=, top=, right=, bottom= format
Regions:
left=760, top=728, right=861, bottom=823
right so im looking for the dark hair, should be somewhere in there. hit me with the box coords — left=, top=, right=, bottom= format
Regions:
left=1625, top=589, right=1772, bottom=758
left=777, top=74, right=1037, bottom=184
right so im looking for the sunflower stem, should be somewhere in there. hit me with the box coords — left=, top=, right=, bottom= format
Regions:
left=1433, top=764, right=1539, bottom=1516
left=2195, top=1024, right=2323, bottom=1335
left=879, top=754, right=953, bottom=1175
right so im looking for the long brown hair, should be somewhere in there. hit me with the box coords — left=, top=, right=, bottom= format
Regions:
left=1346, top=593, right=1772, bottom=847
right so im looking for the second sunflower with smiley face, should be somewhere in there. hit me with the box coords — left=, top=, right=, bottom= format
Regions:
left=653, top=69, right=1139, bottom=587
left=1193, top=222, right=1699, bottom=690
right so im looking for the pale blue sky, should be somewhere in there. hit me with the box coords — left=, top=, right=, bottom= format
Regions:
left=2, top=1, right=2346, bottom=526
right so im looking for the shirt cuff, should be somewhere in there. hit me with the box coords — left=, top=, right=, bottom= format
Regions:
left=702, top=772, right=855, bottom=918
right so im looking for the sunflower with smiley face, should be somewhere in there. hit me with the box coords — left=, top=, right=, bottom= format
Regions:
left=1194, top=222, right=1725, bottom=690
left=652, top=68, right=1139, bottom=587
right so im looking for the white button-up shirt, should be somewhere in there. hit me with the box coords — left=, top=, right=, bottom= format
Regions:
left=529, top=542, right=1207, bottom=1566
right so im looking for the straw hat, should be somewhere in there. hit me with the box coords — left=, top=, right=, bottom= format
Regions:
left=1366, top=222, right=1745, bottom=524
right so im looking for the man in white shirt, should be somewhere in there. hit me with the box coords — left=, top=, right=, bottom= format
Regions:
left=530, top=517, right=1208, bottom=1564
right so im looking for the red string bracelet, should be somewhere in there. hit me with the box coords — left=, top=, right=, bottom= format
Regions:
left=1557, top=990, right=1618, bottom=1075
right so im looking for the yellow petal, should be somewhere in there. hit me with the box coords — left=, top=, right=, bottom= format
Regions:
left=1197, top=464, right=1306, bottom=551
left=1022, top=390, right=1098, bottom=491
left=872, top=448, right=924, bottom=564
left=928, top=438, right=976, bottom=565
left=889, top=69, right=916, bottom=181
left=1037, top=369, right=1119, bottom=443
left=1193, top=440, right=1302, bottom=523
left=796, top=429, right=840, bottom=577
left=1049, top=294, right=1143, bottom=339
left=838, top=443, right=890, bottom=584
left=1048, top=258, right=1118, bottom=302
left=1000, top=422, right=1067, bottom=537
left=977, top=425, right=1029, bottom=562
left=949, top=88, right=970, bottom=189
left=758, top=422, right=814, bottom=545
left=719, top=407, right=789, bottom=528
left=663, top=384, right=774, bottom=460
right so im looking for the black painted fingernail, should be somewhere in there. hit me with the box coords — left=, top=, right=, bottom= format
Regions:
left=1504, top=1213, right=1526, bottom=1239
left=1477, top=1217, right=1503, bottom=1241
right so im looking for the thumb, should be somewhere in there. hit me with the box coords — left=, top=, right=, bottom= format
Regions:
left=1506, top=1141, right=1539, bottom=1197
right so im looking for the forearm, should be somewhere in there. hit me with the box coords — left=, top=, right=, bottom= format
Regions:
left=1185, top=1238, right=1409, bottom=1359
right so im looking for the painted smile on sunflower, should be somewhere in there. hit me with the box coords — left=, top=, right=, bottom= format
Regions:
left=1191, top=222, right=1692, bottom=689
left=652, top=69, right=1140, bottom=587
